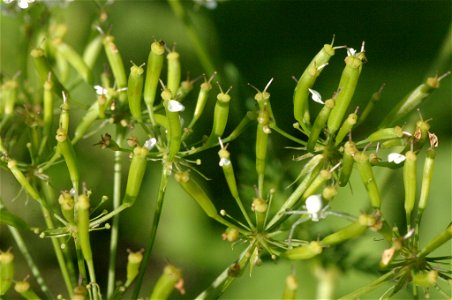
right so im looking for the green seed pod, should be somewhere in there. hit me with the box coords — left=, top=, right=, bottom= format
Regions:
left=320, top=218, right=367, bottom=246
left=222, top=227, right=240, bottom=242
left=322, top=185, right=337, bottom=200
left=177, top=77, right=194, bottom=100
left=125, top=250, right=143, bottom=287
left=144, top=41, right=165, bottom=119
left=14, top=280, right=41, bottom=300
left=0, top=250, right=14, bottom=296
left=252, top=197, right=267, bottom=231
left=302, top=169, right=332, bottom=200
left=76, top=194, right=93, bottom=264
left=175, top=171, right=218, bottom=219
left=380, top=72, right=450, bottom=127
left=403, top=151, right=417, bottom=225
left=54, top=40, right=93, bottom=84
left=293, top=42, right=336, bottom=127
left=282, top=274, right=298, bottom=300
left=123, top=146, right=149, bottom=206
left=30, top=48, right=65, bottom=96
left=334, top=111, right=358, bottom=146
left=285, top=241, right=323, bottom=260
left=149, top=264, right=182, bottom=300
left=354, top=152, right=381, bottom=208
left=357, top=83, right=385, bottom=126
left=418, top=148, right=436, bottom=210
left=161, top=89, right=183, bottom=160
left=256, top=109, right=271, bottom=181
left=83, top=35, right=103, bottom=69
left=42, top=79, right=54, bottom=142
left=207, top=85, right=232, bottom=143
left=218, top=144, right=239, bottom=199
left=187, top=73, right=215, bottom=130
left=365, top=126, right=404, bottom=144
left=419, top=224, right=452, bottom=258
left=72, top=101, right=99, bottom=144
left=127, top=63, right=145, bottom=121
left=103, top=35, right=127, bottom=103
left=307, top=99, right=334, bottom=152
left=327, top=54, right=363, bottom=134
left=7, top=160, right=44, bottom=206
left=339, top=141, right=357, bottom=187
left=413, top=270, right=438, bottom=288
left=167, top=51, right=181, bottom=98
left=58, top=190, right=75, bottom=224
left=2, top=80, right=18, bottom=117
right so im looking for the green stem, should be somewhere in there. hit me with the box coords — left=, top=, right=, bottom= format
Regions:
left=168, top=0, right=216, bottom=76
left=270, top=124, right=307, bottom=146
left=107, top=131, right=124, bottom=299
left=132, top=170, right=168, bottom=299
left=338, top=270, right=395, bottom=299
left=7, top=226, right=53, bottom=299
left=40, top=206, right=74, bottom=298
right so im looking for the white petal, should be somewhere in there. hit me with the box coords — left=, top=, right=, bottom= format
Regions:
left=347, top=48, right=356, bottom=57
left=94, top=85, right=106, bottom=95
left=305, top=194, right=323, bottom=214
left=144, top=138, right=157, bottom=150
left=168, top=100, right=185, bottom=112
left=388, top=153, right=406, bottom=164
left=308, top=88, right=324, bottom=104
left=219, top=158, right=230, bottom=167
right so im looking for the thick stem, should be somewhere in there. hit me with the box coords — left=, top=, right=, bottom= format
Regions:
left=132, top=170, right=168, bottom=299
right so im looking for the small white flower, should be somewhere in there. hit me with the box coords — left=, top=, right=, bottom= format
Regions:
left=167, top=100, right=185, bottom=112
left=144, top=138, right=157, bottom=150
left=219, top=158, right=231, bottom=167
left=347, top=47, right=356, bottom=57
left=308, top=88, right=324, bottom=104
left=94, top=85, right=107, bottom=96
left=388, top=153, right=406, bottom=164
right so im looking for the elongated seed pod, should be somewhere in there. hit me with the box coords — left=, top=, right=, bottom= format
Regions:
left=307, top=99, right=334, bottom=152
left=218, top=147, right=239, bottom=199
left=419, top=224, right=452, bottom=258
left=161, top=89, right=182, bottom=160
left=77, top=194, right=93, bottom=263
left=144, top=41, right=165, bottom=118
left=357, top=84, right=384, bottom=126
left=149, top=264, right=182, bottom=300
left=7, top=160, right=45, bottom=206
left=177, top=77, right=194, bottom=100
left=54, top=40, right=93, bottom=84
left=354, top=152, right=381, bottom=208
left=72, top=101, right=99, bottom=144
left=125, top=251, right=143, bottom=287
left=285, top=241, right=323, bottom=260
left=320, top=217, right=368, bottom=246
left=327, top=55, right=363, bottom=134
left=256, top=109, right=270, bottom=180
left=334, top=111, right=357, bottom=146
left=14, top=281, right=41, bottom=300
left=413, top=270, right=438, bottom=288
left=83, top=35, right=103, bottom=69
left=167, top=51, right=181, bottom=98
left=2, top=80, right=18, bottom=117
left=418, top=148, right=436, bottom=210
left=207, top=87, right=231, bottom=143
left=103, top=35, right=127, bottom=103
left=293, top=43, right=335, bottom=126
left=30, top=48, right=65, bottom=96
left=187, top=74, right=215, bottom=129
left=123, top=146, right=149, bottom=206
left=338, top=141, right=357, bottom=186
left=380, top=73, right=449, bottom=127
left=282, top=274, right=298, bottom=300
left=175, top=171, right=218, bottom=219
left=127, top=64, right=145, bottom=121
left=403, top=150, right=417, bottom=225
left=302, top=169, right=331, bottom=200
left=0, top=250, right=14, bottom=296
left=42, top=79, right=54, bottom=142
left=363, top=126, right=404, bottom=144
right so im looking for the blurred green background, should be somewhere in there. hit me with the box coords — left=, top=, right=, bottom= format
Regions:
left=1, top=0, right=451, bottom=299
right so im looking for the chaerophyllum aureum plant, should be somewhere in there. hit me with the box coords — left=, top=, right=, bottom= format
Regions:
left=0, top=1, right=451, bottom=299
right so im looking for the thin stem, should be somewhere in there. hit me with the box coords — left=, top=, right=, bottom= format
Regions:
left=40, top=205, right=74, bottom=298
left=338, top=270, right=395, bottom=299
left=107, top=131, right=124, bottom=299
left=7, top=226, right=54, bottom=299
left=132, top=169, right=168, bottom=299
left=168, top=0, right=216, bottom=76
left=270, top=124, right=307, bottom=146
